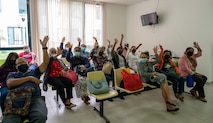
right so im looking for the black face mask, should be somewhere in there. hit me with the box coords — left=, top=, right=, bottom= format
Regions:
left=132, top=49, right=136, bottom=53
left=187, top=52, right=193, bottom=56
left=99, top=52, right=104, bottom=56
left=8, top=60, right=16, bottom=66
left=164, top=55, right=171, bottom=59
left=18, top=64, right=29, bottom=73
left=118, top=51, right=123, bottom=55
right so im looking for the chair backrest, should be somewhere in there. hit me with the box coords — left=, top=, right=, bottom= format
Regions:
left=114, top=68, right=123, bottom=87
left=87, top=71, right=106, bottom=81
left=60, top=58, right=70, bottom=67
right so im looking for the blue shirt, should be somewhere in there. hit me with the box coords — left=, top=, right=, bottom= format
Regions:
left=7, top=67, right=42, bottom=96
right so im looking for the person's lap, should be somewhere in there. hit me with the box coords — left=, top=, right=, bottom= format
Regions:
left=2, top=96, right=47, bottom=123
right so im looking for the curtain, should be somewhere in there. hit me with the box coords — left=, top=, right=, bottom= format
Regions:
left=30, top=0, right=103, bottom=64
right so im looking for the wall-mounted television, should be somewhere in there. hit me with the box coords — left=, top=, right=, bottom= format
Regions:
left=141, top=12, right=158, bottom=26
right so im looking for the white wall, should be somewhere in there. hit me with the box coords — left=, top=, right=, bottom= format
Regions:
left=104, top=4, right=126, bottom=45
left=125, top=0, right=213, bottom=82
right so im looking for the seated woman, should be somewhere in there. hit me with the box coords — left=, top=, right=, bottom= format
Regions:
left=137, top=46, right=179, bottom=112
left=0, top=52, right=19, bottom=118
left=178, top=42, right=207, bottom=102
left=92, top=46, right=113, bottom=86
left=156, top=45, right=185, bottom=102
left=43, top=47, right=76, bottom=109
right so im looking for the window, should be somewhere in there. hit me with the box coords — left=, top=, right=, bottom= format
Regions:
left=19, top=0, right=27, bottom=14
left=0, top=0, right=29, bottom=64
left=8, top=27, right=26, bottom=46
left=0, top=0, right=2, bottom=13
left=0, top=0, right=28, bottom=49
left=36, top=1, right=103, bottom=50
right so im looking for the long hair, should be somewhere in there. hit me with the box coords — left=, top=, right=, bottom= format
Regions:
left=1, top=52, right=19, bottom=68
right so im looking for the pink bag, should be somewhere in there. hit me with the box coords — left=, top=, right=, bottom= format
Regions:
left=63, top=69, right=78, bottom=84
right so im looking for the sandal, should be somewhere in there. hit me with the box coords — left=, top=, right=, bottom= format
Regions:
left=166, top=101, right=176, bottom=106
left=190, top=89, right=198, bottom=97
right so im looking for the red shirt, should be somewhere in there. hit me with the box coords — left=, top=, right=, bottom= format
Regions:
left=49, top=60, right=63, bottom=78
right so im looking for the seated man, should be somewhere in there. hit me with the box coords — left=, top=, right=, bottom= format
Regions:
left=2, top=36, right=49, bottom=123
left=19, top=45, right=38, bottom=70
left=66, top=44, right=91, bottom=104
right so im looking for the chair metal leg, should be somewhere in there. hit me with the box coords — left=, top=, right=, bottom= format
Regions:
left=93, top=101, right=110, bottom=123
left=54, top=89, right=61, bottom=108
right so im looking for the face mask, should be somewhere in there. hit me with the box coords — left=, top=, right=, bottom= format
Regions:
left=164, top=55, right=171, bottom=59
left=109, top=48, right=112, bottom=52
left=74, top=52, right=81, bottom=57
left=132, top=49, right=136, bottom=53
left=65, top=47, right=69, bottom=50
left=8, top=60, right=16, bottom=66
left=118, top=50, right=122, bottom=55
left=24, top=49, right=30, bottom=53
left=50, top=54, right=57, bottom=57
left=187, top=52, right=193, bottom=56
left=81, top=47, right=86, bottom=51
left=165, top=64, right=171, bottom=69
left=140, top=58, right=148, bottom=63
left=18, top=64, right=29, bottom=73
left=99, top=52, right=104, bottom=56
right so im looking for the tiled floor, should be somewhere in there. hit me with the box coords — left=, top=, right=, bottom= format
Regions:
left=43, top=82, right=213, bottom=123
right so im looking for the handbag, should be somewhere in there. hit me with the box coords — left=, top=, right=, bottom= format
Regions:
left=4, top=86, right=35, bottom=116
left=86, top=78, right=109, bottom=95
left=63, top=69, right=78, bottom=84
left=75, top=76, right=88, bottom=98
left=102, top=61, right=113, bottom=74
left=186, top=74, right=194, bottom=87
left=121, top=69, right=143, bottom=91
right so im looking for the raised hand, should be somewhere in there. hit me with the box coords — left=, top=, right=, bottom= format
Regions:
left=159, top=44, right=163, bottom=50
left=107, top=39, right=111, bottom=44
left=62, top=37, right=65, bottom=43
left=193, top=42, right=200, bottom=49
left=114, top=38, right=118, bottom=44
left=93, top=36, right=97, bottom=42
left=77, top=37, right=81, bottom=43
left=153, top=45, right=158, bottom=54
left=66, top=42, right=73, bottom=48
left=56, top=47, right=63, bottom=56
left=40, top=35, right=49, bottom=47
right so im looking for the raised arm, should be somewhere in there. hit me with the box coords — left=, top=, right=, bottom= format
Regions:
left=77, top=37, right=81, bottom=47
left=193, top=42, right=202, bottom=57
left=59, top=36, right=65, bottom=50
left=111, top=38, right=118, bottom=57
left=65, top=42, right=73, bottom=62
left=39, top=35, right=50, bottom=73
left=120, top=34, right=124, bottom=48
left=136, top=43, right=142, bottom=50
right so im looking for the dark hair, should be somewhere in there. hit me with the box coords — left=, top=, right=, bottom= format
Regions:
left=74, top=46, right=81, bottom=51
left=163, top=50, right=172, bottom=56
left=185, top=47, right=194, bottom=52
left=1, top=52, right=19, bottom=68
left=141, top=51, right=149, bottom=58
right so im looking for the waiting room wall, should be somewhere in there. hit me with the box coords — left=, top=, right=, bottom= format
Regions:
left=125, top=0, right=213, bottom=82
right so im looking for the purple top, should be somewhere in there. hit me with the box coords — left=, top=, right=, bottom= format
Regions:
left=0, top=66, right=17, bottom=87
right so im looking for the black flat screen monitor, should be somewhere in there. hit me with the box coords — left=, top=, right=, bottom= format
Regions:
left=141, top=12, right=158, bottom=26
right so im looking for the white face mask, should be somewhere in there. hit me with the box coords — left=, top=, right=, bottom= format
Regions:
left=50, top=54, right=57, bottom=57
left=65, top=47, right=69, bottom=50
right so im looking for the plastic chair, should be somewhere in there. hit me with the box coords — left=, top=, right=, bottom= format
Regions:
left=114, top=68, right=157, bottom=95
left=87, top=71, right=118, bottom=123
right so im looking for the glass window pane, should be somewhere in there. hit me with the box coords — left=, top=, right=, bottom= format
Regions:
left=0, top=0, right=28, bottom=48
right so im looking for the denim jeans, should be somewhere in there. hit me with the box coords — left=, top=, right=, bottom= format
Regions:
left=0, top=86, right=9, bottom=111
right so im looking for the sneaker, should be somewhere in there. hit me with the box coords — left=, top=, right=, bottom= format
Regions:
left=65, top=103, right=77, bottom=109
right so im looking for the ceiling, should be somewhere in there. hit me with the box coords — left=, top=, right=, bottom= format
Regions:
left=80, top=0, right=147, bottom=5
